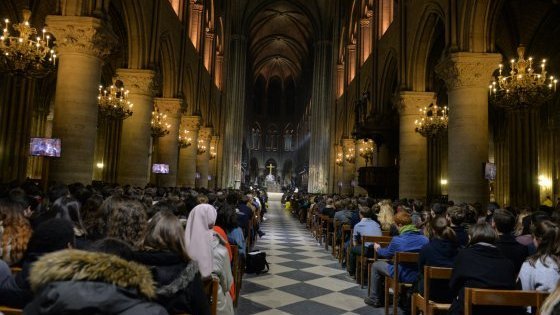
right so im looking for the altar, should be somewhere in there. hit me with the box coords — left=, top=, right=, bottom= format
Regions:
left=265, top=163, right=281, bottom=193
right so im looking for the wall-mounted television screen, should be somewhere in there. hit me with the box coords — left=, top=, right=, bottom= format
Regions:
left=30, top=138, right=61, bottom=157
left=484, top=162, right=496, bottom=181
left=152, top=164, right=169, bottom=174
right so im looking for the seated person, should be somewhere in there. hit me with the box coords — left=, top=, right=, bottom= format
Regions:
left=321, top=198, right=336, bottom=218
left=448, top=223, right=518, bottom=315
left=519, top=220, right=560, bottom=293
left=446, top=205, right=469, bottom=247
left=416, top=216, right=458, bottom=302
left=492, top=209, right=529, bottom=273
left=364, top=211, right=429, bottom=307
left=347, top=206, right=382, bottom=276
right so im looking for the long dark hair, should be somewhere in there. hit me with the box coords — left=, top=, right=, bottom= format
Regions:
left=143, top=210, right=190, bottom=262
left=528, top=220, right=560, bottom=268
left=52, top=196, right=86, bottom=235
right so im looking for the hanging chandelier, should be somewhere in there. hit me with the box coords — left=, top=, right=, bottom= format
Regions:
left=178, top=129, right=192, bottom=148
left=197, top=139, right=207, bottom=155
left=151, top=108, right=170, bottom=138
left=345, top=147, right=355, bottom=164
left=209, top=146, right=216, bottom=160
left=0, top=10, right=57, bottom=78
left=97, top=84, right=133, bottom=121
left=335, top=152, right=343, bottom=166
left=414, top=103, right=448, bottom=137
left=358, top=139, right=375, bottom=166
left=489, top=46, right=557, bottom=109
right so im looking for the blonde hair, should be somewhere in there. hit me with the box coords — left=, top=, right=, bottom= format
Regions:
left=378, top=201, right=395, bottom=231
left=540, top=280, right=560, bottom=315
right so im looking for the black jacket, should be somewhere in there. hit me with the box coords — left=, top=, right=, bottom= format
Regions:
left=496, top=233, right=529, bottom=273
left=417, top=238, right=458, bottom=301
left=451, top=225, right=469, bottom=248
left=23, top=249, right=168, bottom=315
left=134, top=251, right=210, bottom=315
left=448, top=243, right=520, bottom=315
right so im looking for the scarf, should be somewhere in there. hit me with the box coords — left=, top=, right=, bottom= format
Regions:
left=399, top=224, right=419, bottom=235
left=184, top=204, right=217, bottom=278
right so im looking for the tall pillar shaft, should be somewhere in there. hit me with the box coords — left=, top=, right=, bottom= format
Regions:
left=308, top=40, right=333, bottom=193
left=342, top=138, right=356, bottom=195
left=196, top=127, right=212, bottom=188
left=337, top=64, right=344, bottom=98
left=221, top=35, right=247, bottom=188
left=204, top=31, right=214, bottom=72
left=215, top=54, right=223, bottom=89
left=396, top=91, right=433, bottom=199
left=154, top=98, right=182, bottom=187
left=189, top=2, right=203, bottom=50
left=209, top=136, right=219, bottom=189
left=347, top=44, right=356, bottom=83
left=46, top=16, right=114, bottom=184
left=178, top=116, right=200, bottom=187
left=116, top=69, right=155, bottom=187
left=436, top=52, right=501, bottom=203
left=360, top=14, right=373, bottom=64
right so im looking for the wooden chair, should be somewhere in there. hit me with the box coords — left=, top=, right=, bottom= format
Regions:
left=340, top=224, right=352, bottom=268
left=332, top=220, right=341, bottom=257
left=367, top=240, right=391, bottom=296
left=9, top=267, right=22, bottom=275
left=356, top=236, right=392, bottom=288
left=230, top=244, right=240, bottom=307
left=384, top=252, right=420, bottom=315
left=382, top=230, right=391, bottom=237
left=325, top=217, right=334, bottom=251
left=464, top=288, right=549, bottom=315
left=411, top=266, right=453, bottom=315
left=204, top=277, right=220, bottom=315
left=318, top=215, right=328, bottom=246
left=0, top=306, right=23, bottom=315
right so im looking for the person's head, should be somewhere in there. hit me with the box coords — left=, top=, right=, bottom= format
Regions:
left=394, top=211, right=412, bottom=228
left=334, top=200, right=343, bottom=210
left=326, top=198, right=334, bottom=206
left=491, top=208, right=516, bottom=234
left=89, top=237, right=134, bottom=261
left=359, top=206, right=373, bottom=219
left=143, top=210, right=189, bottom=262
left=106, top=197, right=148, bottom=249
left=428, top=216, right=456, bottom=242
left=378, top=202, right=395, bottom=230
left=215, top=204, right=238, bottom=231
left=468, top=222, right=498, bottom=245
left=26, top=218, right=75, bottom=254
left=0, top=198, right=32, bottom=263
left=47, top=183, right=69, bottom=204
left=529, top=220, right=560, bottom=268
left=52, top=196, right=86, bottom=235
left=446, top=206, right=465, bottom=226
left=430, top=203, right=446, bottom=217
left=148, top=200, right=177, bottom=219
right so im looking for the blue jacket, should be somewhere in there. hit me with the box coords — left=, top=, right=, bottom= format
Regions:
left=377, top=230, right=429, bottom=283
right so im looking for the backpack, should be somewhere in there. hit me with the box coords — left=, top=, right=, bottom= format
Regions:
left=245, top=250, right=270, bottom=275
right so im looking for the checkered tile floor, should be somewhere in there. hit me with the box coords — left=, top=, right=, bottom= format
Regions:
left=236, top=193, right=386, bottom=315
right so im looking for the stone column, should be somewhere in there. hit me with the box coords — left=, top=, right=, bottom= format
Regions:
left=334, top=145, right=344, bottom=193
left=215, top=54, right=223, bottom=89
left=209, top=135, right=219, bottom=189
left=308, top=40, right=333, bottom=193
left=396, top=91, right=434, bottom=199
left=204, top=30, right=214, bottom=72
left=342, top=138, right=356, bottom=195
left=337, top=64, right=345, bottom=98
left=354, top=140, right=368, bottom=195
left=189, top=1, right=203, bottom=50
left=436, top=52, right=501, bottom=204
left=221, top=35, right=247, bottom=188
left=46, top=15, right=114, bottom=184
left=196, top=127, right=212, bottom=188
left=178, top=115, right=200, bottom=187
left=154, top=98, right=182, bottom=187
left=360, top=12, right=373, bottom=65
left=347, top=44, right=357, bottom=83
left=116, top=69, right=155, bottom=187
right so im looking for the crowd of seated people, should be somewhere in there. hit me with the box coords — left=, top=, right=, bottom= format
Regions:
left=284, top=191, right=560, bottom=315
left=0, top=180, right=268, bottom=315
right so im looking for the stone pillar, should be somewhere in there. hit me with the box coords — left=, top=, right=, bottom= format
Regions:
left=308, top=40, right=333, bottom=193
left=354, top=140, right=368, bottom=196
left=178, top=115, right=200, bottom=187
left=209, top=136, right=219, bottom=189
left=334, top=145, right=344, bottom=193
left=196, top=127, right=212, bottom=188
left=396, top=91, right=434, bottom=199
left=436, top=52, right=501, bottom=204
left=189, top=1, right=203, bottom=50
left=337, top=64, right=345, bottom=98
left=342, top=138, right=356, bottom=195
left=347, top=44, right=356, bottom=83
left=46, top=15, right=114, bottom=184
left=221, top=35, right=247, bottom=188
left=116, top=69, right=155, bottom=187
left=360, top=12, right=373, bottom=65
left=215, top=54, right=223, bottom=89
left=154, top=98, right=182, bottom=187
left=204, top=30, right=214, bottom=72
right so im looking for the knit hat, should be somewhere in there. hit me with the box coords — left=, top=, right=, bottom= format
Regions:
left=27, top=218, right=75, bottom=254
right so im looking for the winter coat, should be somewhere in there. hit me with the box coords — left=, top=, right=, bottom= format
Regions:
left=496, top=233, right=529, bottom=273
left=416, top=238, right=458, bottom=301
left=24, top=249, right=168, bottom=315
left=133, top=251, right=210, bottom=315
left=377, top=230, right=429, bottom=283
left=212, top=232, right=234, bottom=315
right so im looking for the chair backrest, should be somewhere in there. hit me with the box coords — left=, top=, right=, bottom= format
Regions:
left=423, top=266, right=453, bottom=301
left=0, top=306, right=23, bottom=315
left=10, top=267, right=22, bottom=275
left=361, top=235, right=392, bottom=252
left=464, top=288, right=549, bottom=315
left=203, top=277, right=220, bottom=315
left=392, top=252, right=420, bottom=282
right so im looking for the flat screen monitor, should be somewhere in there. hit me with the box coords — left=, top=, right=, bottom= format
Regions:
left=30, top=138, right=61, bottom=157
left=484, top=162, right=496, bottom=181
left=152, top=164, right=169, bottom=174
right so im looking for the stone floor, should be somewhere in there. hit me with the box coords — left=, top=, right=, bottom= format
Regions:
left=236, top=193, right=387, bottom=315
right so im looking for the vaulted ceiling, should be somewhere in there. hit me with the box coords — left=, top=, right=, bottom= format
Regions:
left=248, top=1, right=314, bottom=82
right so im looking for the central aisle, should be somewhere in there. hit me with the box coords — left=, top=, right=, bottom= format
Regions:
left=236, top=193, right=380, bottom=315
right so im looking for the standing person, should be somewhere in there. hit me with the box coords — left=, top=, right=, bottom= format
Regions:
left=184, top=204, right=234, bottom=315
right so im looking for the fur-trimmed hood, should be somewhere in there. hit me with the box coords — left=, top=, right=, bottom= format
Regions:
left=29, top=249, right=157, bottom=298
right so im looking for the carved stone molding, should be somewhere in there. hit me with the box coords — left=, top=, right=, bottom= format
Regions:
left=46, top=15, right=117, bottom=59
left=116, top=69, right=156, bottom=96
left=435, top=52, right=502, bottom=90
left=181, top=115, right=201, bottom=131
left=199, top=127, right=213, bottom=142
left=154, top=98, right=183, bottom=118
left=393, top=91, right=436, bottom=115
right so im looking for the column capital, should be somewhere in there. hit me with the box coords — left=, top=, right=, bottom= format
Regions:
left=46, top=15, right=117, bottom=59
left=154, top=98, right=183, bottom=118
left=199, top=127, right=213, bottom=141
left=181, top=115, right=201, bottom=131
left=116, top=68, right=156, bottom=96
left=394, top=91, right=436, bottom=115
left=347, top=43, right=357, bottom=51
left=436, top=52, right=502, bottom=90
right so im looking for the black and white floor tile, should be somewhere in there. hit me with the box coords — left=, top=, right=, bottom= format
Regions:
left=236, top=193, right=387, bottom=315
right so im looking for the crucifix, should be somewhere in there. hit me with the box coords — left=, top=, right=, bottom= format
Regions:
left=266, top=163, right=275, bottom=175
